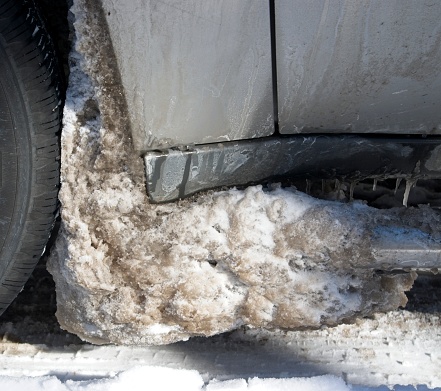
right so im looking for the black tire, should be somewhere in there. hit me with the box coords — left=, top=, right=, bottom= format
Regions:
left=0, top=0, right=62, bottom=316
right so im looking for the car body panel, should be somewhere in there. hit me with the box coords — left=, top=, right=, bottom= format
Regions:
left=276, top=0, right=441, bottom=135
left=100, top=0, right=274, bottom=152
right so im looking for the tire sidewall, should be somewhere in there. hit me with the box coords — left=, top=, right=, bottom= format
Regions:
left=0, top=37, right=33, bottom=281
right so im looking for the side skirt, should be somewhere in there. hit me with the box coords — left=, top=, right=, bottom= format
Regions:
left=144, top=134, right=441, bottom=203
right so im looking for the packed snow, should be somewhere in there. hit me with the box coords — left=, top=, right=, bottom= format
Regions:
left=1, top=307, right=441, bottom=388
left=0, top=367, right=438, bottom=390
left=0, top=368, right=351, bottom=391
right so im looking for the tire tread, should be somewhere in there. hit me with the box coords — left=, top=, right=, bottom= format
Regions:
left=0, top=0, right=62, bottom=315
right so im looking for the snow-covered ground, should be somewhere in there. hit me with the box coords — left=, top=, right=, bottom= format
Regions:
left=1, top=274, right=440, bottom=390
left=0, top=369, right=352, bottom=391
left=0, top=370, right=386, bottom=391
left=0, top=335, right=439, bottom=391
left=0, top=371, right=436, bottom=391
left=0, top=343, right=441, bottom=391
left=0, top=265, right=440, bottom=390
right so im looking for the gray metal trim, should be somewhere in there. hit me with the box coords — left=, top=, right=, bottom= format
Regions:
left=144, top=135, right=441, bottom=204
left=372, top=226, right=441, bottom=270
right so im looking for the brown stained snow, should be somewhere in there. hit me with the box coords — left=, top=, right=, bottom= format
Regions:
left=48, top=0, right=439, bottom=345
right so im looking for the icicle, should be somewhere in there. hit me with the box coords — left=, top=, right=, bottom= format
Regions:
left=413, top=179, right=418, bottom=188
left=334, top=179, right=340, bottom=192
left=306, top=179, right=312, bottom=195
left=349, top=181, right=357, bottom=201
left=403, top=179, right=416, bottom=207
left=394, top=178, right=402, bottom=195
left=321, top=179, right=325, bottom=194
left=373, top=178, right=378, bottom=191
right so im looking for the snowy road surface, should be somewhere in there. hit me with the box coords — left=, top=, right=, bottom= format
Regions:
left=0, top=369, right=359, bottom=391
left=0, top=314, right=440, bottom=391
left=0, top=310, right=440, bottom=391
left=0, top=268, right=440, bottom=390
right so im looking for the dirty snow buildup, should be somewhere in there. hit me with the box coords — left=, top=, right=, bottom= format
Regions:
left=48, top=0, right=441, bottom=345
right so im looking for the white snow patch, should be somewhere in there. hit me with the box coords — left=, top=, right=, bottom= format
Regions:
left=2, top=368, right=438, bottom=390
left=0, top=368, right=350, bottom=391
